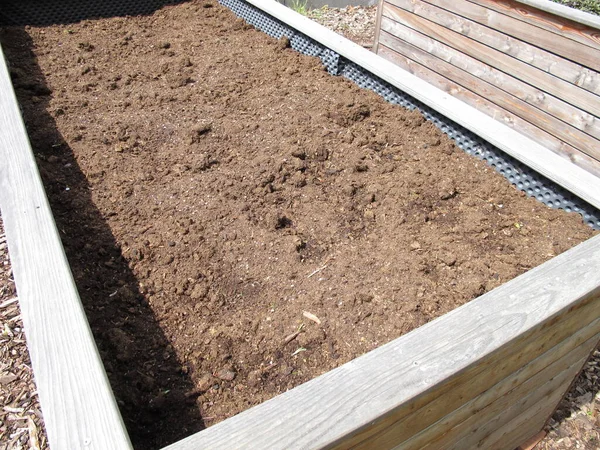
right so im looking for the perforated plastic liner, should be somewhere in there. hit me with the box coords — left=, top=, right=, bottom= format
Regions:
left=1, top=0, right=598, bottom=228
left=0, top=0, right=188, bottom=26
left=218, top=0, right=600, bottom=230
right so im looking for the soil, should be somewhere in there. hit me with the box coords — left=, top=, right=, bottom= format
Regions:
left=0, top=1, right=597, bottom=448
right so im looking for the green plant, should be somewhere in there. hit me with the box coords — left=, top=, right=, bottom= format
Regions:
left=308, top=5, right=328, bottom=20
left=550, top=0, right=600, bottom=15
left=289, top=0, right=309, bottom=16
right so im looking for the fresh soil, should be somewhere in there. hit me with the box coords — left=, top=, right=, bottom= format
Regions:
left=0, top=1, right=597, bottom=448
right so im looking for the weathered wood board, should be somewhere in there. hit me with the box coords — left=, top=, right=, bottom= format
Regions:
left=375, top=0, right=600, bottom=178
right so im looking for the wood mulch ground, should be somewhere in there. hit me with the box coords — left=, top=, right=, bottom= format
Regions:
left=0, top=219, right=46, bottom=449
left=0, top=4, right=599, bottom=450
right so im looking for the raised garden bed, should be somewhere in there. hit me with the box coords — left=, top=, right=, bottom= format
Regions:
left=1, top=0, right=600, bottom=449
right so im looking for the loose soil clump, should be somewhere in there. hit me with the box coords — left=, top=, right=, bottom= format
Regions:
left=1, top=1, right=596, bottom=448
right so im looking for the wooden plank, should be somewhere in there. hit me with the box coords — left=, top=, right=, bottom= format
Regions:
left=516, top=430, right=548, bottom=450
left=467, top=0, right=600, bottom=50
left=369, top=326, right=600, bottom=449
left=384, top=0, right=600, bottom=97
left=164, top=230, right=600, bottom=449
left=379, top=7, right=600, bottom=144
left=0, top=47, right=132, bottom=449
left=514, top=0, right=600, bottom=30
left=376, top=45, right=600, bottom=178
left=417, top=335, right=597, bottom=449
left=372, top=0, right=385, bottom=53
left=385, top=0, right=600, bottom=117
left=446, top=354, right=587, bottom=449
left=231, top=0, right=600, bottom=210
left=378, top=22, right=600, bottom=162
left=454, top=376, right=568, bottom=449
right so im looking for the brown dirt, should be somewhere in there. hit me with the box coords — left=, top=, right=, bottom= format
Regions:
left=0, top=1, right=597, bottom=448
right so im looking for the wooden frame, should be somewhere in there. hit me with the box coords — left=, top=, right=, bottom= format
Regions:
left=373, top=0, right=600, bottom=179
left=1, top=0, right=599, bottom=448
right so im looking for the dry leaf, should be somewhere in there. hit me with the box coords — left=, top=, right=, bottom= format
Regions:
left=302, top=311, right=321, bottom=325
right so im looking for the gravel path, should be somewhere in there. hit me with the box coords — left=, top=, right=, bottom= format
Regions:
left=308, top=5, right=377, bottom=47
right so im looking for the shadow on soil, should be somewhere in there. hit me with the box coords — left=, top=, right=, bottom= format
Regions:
left=0, top=2, right=204, bottom=448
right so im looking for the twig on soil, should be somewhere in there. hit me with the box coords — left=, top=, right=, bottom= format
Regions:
left=283, top=323, right=304, bottom=345
left=291, top=347, right=307, bottom=357
left=307, top=264, right=328, bottom=278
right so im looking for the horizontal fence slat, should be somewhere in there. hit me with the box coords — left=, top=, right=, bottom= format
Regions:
left=513, top=0, right=600, bottom=30
left=446, top=355, right=586, bottom=449
left=421, top=0, right=600, bottom=70
left=386, top=0, right=600, bottom=117
left=467, top=0, right=600, bottom=51
left=378, top=19, right=600, bottom=162
left=375, top=45, right=600, bottom=177
left=0, top=46, right=132, bottom=449
left=388, top=0, right=600, bottom=98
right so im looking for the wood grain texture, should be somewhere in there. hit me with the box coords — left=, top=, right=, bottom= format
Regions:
left=458, top=382, right=565, bottom=449
left=387, top=0, right=600, bottom=96
left=376, top=45, right=600, bottom=178
left=422, top=0, right=600, bottom=71
left=164, top=226, right=600, bottom=449
left=467, top=0, right=600, bottom=50
left=446, top=354, right=588, bottom=449
left=231, top=0, right=600, bottom=210
left=377, top=29, right=600, bottom=165
left=343, top=288, right=600, bottom=449
left=513, top=0, right=600, bottom=30
left=379, top=8, right=600, bottom=151
left=375, top=327, right=600, bottom=449
left=386, top=0, right=600, bottom=116
left=372, top=0, right=385, bottom=53
left=0, top=46, right=132, bottom=449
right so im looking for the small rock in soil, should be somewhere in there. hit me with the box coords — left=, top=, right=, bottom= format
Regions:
left=197, top=373, right=215, bottom=393
left=216, top=368, right=236, bottom=381
left=190, top=282, right=209, bottom=300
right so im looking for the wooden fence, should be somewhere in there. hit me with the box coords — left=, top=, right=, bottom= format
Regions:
left=373, top=0, right=600, bottom=178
